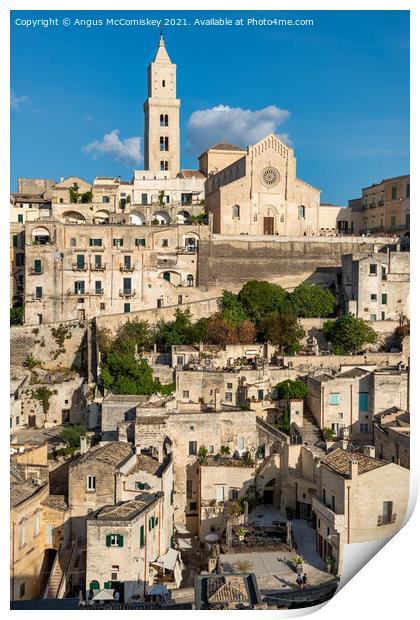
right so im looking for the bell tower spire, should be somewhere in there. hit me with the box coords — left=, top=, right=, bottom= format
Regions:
left=143, top=34, right=180, bottom=173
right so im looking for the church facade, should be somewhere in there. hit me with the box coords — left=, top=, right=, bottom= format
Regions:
left=204, top=134, right=321, bottom=236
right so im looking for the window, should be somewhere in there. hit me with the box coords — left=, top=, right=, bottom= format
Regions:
left=208, top=445, right=214, bottom=454
left=238, top=437, right=245, bottom=451
left=406, top=183, right=410, bottom=198
left=102, top=195, right=110, bottom=203
left=360, top=422, right=369, bottom=433
left=331, top=494, right=335, bottom=512
left=160, top=136, right=169, bottom=151
left=160, top=160, right=169, bottom=171
left=100, top=302, right=106, bottom=310
left=135, top=238, right=146, bottom=247
left=370, top=313, right=377, bottom=321
left=232, top=205, right=240, bottom=218
left=76, top=254, right=85, bottom=269
left=359, top=392, right=369, bottom=412
left=123, top=277, right=132, bottom=295
left=381, top=311, right=386, bottom=321
left=124, top=303, right=131, bottom=313
left=74, top=281, right=85, bottom=294
left=230, top=488, right=239, bottom=500
left=87, top=475, right=96, bottom=491
left=227, top=382, right=233, bottom=389
left=18, top=213, right=24, bottom=223
left=113, top=238, right=123, bottom=247
left=95, top=281, right=102, bottom=295
left=160, top=114, right=169, bottom=127
left=13, top=234, right=18, bottom=248
left=19, top=522, right=26, bottom=547
left=390, top=215, right=396, bottom=228
left=70, top=238, right=76, bottom=247
left=370, top=294, right=377, bottom=301
left=16, top=253, right=24, bottom=266
left=186, top=479, right=193, bottom=498
left=329, top=393, right=340, bottom=405
left=34, top=259, right=42, bottom=274
left=216, top=486, right=225, bottom=502
left=189, top=441, right=197, bottom=455
left=140, top=525, right=145, bottom=547
left=35, top=286, right=43, bottom=299
left=187, top=275, right=194, bottom=287
left=89, top=238, right=102, bottom=247
left=94, top=255, right=102, bottom=269
left=34, top=512, right=40, bottom=537
left=124, top=255, right=131, bottom=269
left=183, top=390, right=190, bottom=399
left=157, top=299, right=164, bottom=308
left=136, top=482, right=147, bottom=490
left=224, top=392, right=232, bottom=402
left=148, top=516, right=156, bottom=531
left=405, top=213, right=410, bottom=227
left=298, top=205, right=306, bottom=219
left=162, top=80, right=166, bottom=87
left=162, top=239, right=168, bottom=247
left=141, top=193, right=148, bottom=205
left=369, top=264, right=377, bottom=275
left=106, top=534, right=123, bottom=547
left=380, top=293, right=388, bottom=305
left=322, top=488, right=326, bottom=504
left=19, top=582, right=25, bottom=598
left=382, top=501, right=393, bottom=524
left=391, top=185, right=397, bottom=200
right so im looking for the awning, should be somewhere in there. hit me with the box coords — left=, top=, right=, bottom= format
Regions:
left=148, top=584, right=169, bottom=598
left=174, top=522, right=189, bottom=535
left=91, top=589, right=115, bottom=601
left=177, top=538, right=192, bottom=550
left=152, top=548, right=180, bottom=572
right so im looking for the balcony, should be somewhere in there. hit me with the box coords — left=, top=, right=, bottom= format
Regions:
left=312, top=497, right=346, bottom=533
left=26, top=293, right=43, bottom=302
left=92, top=288, right=104, bottom=297
left=377, top=514, right=396, bottom=526
left=119, top=264, right=135, bottom=272
left=90, top=263, right=106, bottom=271
left=119, top=289, right=135, bottom=298
left=29, top=267, right=44, bottom=275
left=176, top=246, right=197, bottom=254
left=72, top=263, right=87, bottom=272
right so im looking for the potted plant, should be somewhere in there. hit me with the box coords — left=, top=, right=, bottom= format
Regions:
left=237, top=527, right=249, bottom=542
left=292, top=555, right=305, bottom=574
left=325, top=555, right=333, bottom=573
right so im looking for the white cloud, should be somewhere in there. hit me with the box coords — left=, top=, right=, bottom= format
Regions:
left=187, top=104, right=290, bottom=155
left=11, top=90, right=29, bottom=111
left=83, top=129, right=142, bottom=166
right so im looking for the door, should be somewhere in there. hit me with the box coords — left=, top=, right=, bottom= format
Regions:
left=263, top=217, right=274, bottom=235
left=77, top=309, right=85, bottom=321
left=28, top=415, right=36, bottom=428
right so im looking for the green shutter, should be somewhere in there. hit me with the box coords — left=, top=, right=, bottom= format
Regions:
left=118, top=534, right=124, bottom=547
left=148, top=518, right=152, bottom=531
left=104, top=582, right=110, bottom=589
left=106, top=534, right=111, bottom=547
left=140, top=525, right=144, bottom=548
left=155, top=516, right=158, bottom=526
left=90, top=581, right=99, bottom=590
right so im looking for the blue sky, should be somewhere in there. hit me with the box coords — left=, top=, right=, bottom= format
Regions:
left=10, top=10, right=409, bottom=203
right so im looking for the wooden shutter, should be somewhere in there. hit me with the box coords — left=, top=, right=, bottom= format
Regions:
left=118, top=534, right=124, bottom=547
left=106, top=534, right=111, bottom=547
left=140, top=525, right=144, bottom=547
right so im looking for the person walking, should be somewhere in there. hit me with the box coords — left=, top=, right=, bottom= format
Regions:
left=302, top=573, right=308, bottom=589
left=296, top=574, right=303, bottom=590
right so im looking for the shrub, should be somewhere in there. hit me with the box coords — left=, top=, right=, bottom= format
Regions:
left=10, top=306, right=24, bottom=326
left=323, top=314, right=377, bottom=354
left=289, top=282, right=336, bottom=318
left=24, top=354, right=40, bottom=369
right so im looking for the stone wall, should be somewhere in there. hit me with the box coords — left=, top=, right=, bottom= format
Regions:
left=198, top=236, right=397, bottom=289
left=11, top=321, right=87, bottom=370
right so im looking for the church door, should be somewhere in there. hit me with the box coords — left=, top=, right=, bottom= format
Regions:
left=263, top=217, right=274, bottom=235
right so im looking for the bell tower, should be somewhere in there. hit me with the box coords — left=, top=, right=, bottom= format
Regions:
left=143, top=33, right=180, bottom=174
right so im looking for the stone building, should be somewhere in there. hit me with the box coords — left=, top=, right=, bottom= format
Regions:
left=10, top=223, right=25, bottom=306
left=319, top=204, right=352, bottom=235
left=85, top=492, right=179, bottom=602
left=342, top=249, right=410, bottom=321
left=349, top=175, right=410, bottom=237
left=204, top=133, right=321, bottom=236
left=373, top=408, right=410, bottom=469
left=307, top=365, right=408, bottom=441
left=23, top=219, right=210, bottom=324
left=312, top=447, right=409, bottom=576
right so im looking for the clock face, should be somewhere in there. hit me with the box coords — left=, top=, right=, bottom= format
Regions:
left=260, top=166, right=280, bottom=188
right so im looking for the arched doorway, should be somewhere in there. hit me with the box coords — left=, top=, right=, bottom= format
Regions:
left=31, top=227, right=51, bottom=245
left=129, top=211, right=145, bottom=225
left=152, top=210, right=171, bottom=225
left=62, top=211, right=86, bottom=224
left=263, top=478, right=275, bottom=504
left=263, top=207, right=276, bottom=235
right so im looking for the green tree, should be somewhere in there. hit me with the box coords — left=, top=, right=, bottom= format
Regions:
left=259, top=310, right=305, bottom=354
left=323, top=314, right=377, bottom=354
left=238, top=280, right=288, bottom=321
left=219, top=291, right=248, bottom=327
left=275, top=379, right=309, bottom=401
left=10, top=305, right=24, bottom=326
left=203, top=314, right=237, bottom=345
left=80, top=190, right=93, bottom=203
left=60, top=424, right=86, bottom=448
left=115, top=318, right=154, bottom=353
left=154, top=309, right=196, bottom=348
left=101, top=351, right=160, bottom=395
left=289, top=283, right=336, bottom=318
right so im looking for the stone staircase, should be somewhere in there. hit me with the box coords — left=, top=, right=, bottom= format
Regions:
left=43, top=542, right=74, bottom=599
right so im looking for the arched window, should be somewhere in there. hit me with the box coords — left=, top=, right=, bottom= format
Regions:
left=160, top=137, right=169, bottom=151
left=160, top=160, right=169, bottom=171
left=160, top=114, right=169, bottom=127
left=232, top=205, right=240, bottom=219
left=163, top=272, right=171, bottom=282
left=187, top=274, right=194, bottom=287
left=298, top=205, right=306, bottom=220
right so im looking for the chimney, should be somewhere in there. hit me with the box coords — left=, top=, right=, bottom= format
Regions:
left=199, top=341, right=204, bottom=353
left=340, top=439, right=348, bottom=450
left=60, top=176, right=64, bottom=182
left=80, top=436, right=88, bottom=454
left=349, top=458, right=358, bottom=480
left=363, top=445, right=375, bottom=458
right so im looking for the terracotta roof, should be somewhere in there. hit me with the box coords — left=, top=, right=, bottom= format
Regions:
left=180, top=169, right=206, bottom=179
left=126, top=453, right=168, bottom=476
left=337, top=367, right=370, bottom=379
left=41, top=495, right=68, bottom=510
left=322, top=448, right=387, bottom=477
left=207, top=576, right=249, bottom=604
left=11, top=480, right=46, bottom=508
left=208, top=141, right=245, bottom=152
left=91, top=493, right=160, bottom=521
left=77, top=442, right=133, bottom=467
